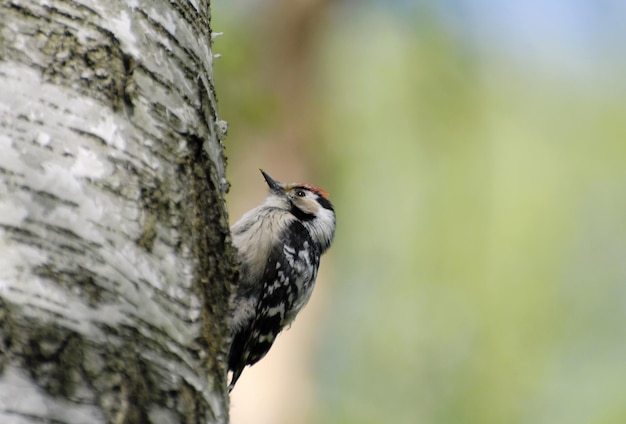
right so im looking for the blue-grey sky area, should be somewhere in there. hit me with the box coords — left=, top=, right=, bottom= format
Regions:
left=375, top=0, right=626, bottom=80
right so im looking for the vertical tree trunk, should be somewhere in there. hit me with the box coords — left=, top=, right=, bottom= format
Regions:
left=0, top=1, right=235, bottom=423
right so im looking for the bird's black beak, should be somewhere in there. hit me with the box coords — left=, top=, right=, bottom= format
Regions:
left=260, top=169, right=284, bottom=193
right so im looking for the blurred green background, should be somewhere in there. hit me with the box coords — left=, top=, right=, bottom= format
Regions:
left=215, top=1, right=626, bottom=423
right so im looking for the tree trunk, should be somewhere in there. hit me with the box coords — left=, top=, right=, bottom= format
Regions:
left=0, top=1, right=235, bottom=423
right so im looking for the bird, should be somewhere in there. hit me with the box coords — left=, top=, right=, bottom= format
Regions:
left=227, top=169, right=335, bottom=391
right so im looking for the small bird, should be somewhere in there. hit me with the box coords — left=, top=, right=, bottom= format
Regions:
left=227, top=170, right=336, bottom=391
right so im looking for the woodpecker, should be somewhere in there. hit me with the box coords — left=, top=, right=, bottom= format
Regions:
left=227, top=170, right=335, bottom=391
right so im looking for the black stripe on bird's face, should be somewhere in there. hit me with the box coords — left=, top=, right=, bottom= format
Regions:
left=290, top=203, right=315, bottom=221
left=316, top=195, right=334, bottom=212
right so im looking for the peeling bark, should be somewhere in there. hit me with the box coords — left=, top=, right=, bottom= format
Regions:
left=0, top=1, right=235, bottom=423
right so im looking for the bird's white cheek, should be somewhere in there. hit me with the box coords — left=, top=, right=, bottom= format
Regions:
left=297, top=199, right=319, bottom=215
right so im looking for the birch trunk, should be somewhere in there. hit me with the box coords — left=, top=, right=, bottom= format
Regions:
left=0, top=1, right=235, bottom=423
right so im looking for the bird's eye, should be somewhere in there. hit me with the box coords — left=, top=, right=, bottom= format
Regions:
left=296, top=189, right=306, bottom=197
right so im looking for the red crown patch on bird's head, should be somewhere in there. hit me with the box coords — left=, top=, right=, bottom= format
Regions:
left=300, top=183, right=330, bottom=200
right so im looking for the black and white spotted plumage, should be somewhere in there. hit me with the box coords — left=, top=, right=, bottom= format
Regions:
left=227, top=170, right=335, bottom=391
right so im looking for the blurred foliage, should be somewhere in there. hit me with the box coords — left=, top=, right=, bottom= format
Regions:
left=214, top=2, right=626, bottom=423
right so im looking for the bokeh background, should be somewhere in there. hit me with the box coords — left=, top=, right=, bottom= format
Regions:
left=214, top=1, right=626, bottom=423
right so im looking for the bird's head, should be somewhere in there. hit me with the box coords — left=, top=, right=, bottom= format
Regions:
left=261, top=169, right=335, bottom=251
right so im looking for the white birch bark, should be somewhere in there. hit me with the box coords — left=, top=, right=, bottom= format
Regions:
left=0, top=1, right=235, bottom=423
